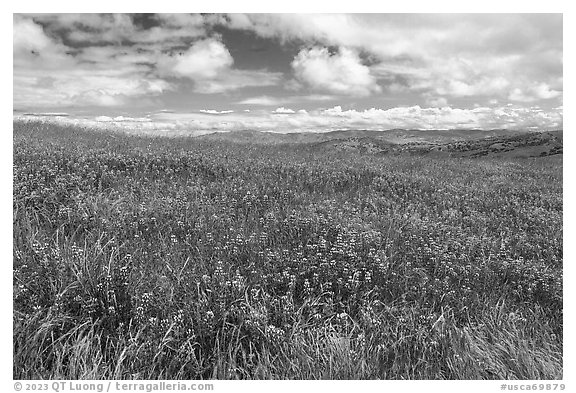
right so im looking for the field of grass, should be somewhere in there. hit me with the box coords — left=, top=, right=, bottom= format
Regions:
left=13, top=121, right=563, bottom=379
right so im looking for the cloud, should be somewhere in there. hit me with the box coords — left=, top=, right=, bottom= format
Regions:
left=32, top=13, right=206, bottom=44
left=13, top=16, right=282, bottom=109
left=509, top=89, right=535, bottom=103
left=192, top=69, right=282, bottom=94
left=21, top=112, right=69, bottom=117
left=291, top=47, right=381, bottom=96
left=158, top=38, right=233, bottom=80
left=426, top=97, right=448, bottom=108
left=14, top=13, right=563, bottom=116
left=437, top=77, right=511, bottom=97
left=14, top=16, right=51, bottom=53
left=272, top=107, right=295, bottom=114
left=509, top=83, right=562, bottom=103
left=13, top=15, right=74, bottom=69
left=156, top=37, right=282, bottom=93
left=301, top=94, right=336, bottom=101
left=237, top=94, right=336, bottom=106
left=199, top=109, right=235, bottom=115
left=219, top=14, right=562, bottom=105
left=236, top=96, right=285, bottom=106
left=302, top=105, right=563, bottom=131
left=14, top=16, right=172, bottom=108
left=219, top=14, right=562, bottom=61
left=94, top=115, right=152, bottom=122
left=154, top=13, right=205, bottom=29
left=17, top=104, right=562, bottom=136
left=531, top=83, right=562, bottom=100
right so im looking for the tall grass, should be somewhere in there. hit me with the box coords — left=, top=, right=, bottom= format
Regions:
left=13, top=121, right=562, bottom=379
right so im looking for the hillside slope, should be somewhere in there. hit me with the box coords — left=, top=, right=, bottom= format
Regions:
left=313, top=130, right=563, bottom=159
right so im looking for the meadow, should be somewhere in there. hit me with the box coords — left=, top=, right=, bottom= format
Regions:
left=13, top=121, right=563, bottom=379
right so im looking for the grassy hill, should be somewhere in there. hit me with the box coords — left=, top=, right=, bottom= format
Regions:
left=196, top=128, right=562, bottom=160
left=13, top=121, right=562, bottom=379
left=313, top=130, right=563, bottom=159
left=196, top=128, right=530, bottom=145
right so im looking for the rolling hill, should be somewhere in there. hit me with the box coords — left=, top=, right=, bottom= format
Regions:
left=196, top=128, right=562, bottom=159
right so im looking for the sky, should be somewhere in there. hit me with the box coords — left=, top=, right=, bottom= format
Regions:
left=13, top=13, right=563, bottom=134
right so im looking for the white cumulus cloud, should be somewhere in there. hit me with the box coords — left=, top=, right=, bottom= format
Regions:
left=291, top=47, right=381, bottom=96
left=156, top=38, right=282, bottom=93
left=158, top=38, right=233, bottom=80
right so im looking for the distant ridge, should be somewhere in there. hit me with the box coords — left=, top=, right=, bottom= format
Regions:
left=196, top=129, right=562, bottom=159
left=313, top=130, right=563, bottom=159
left=196, top=128, right=531, bottom=145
